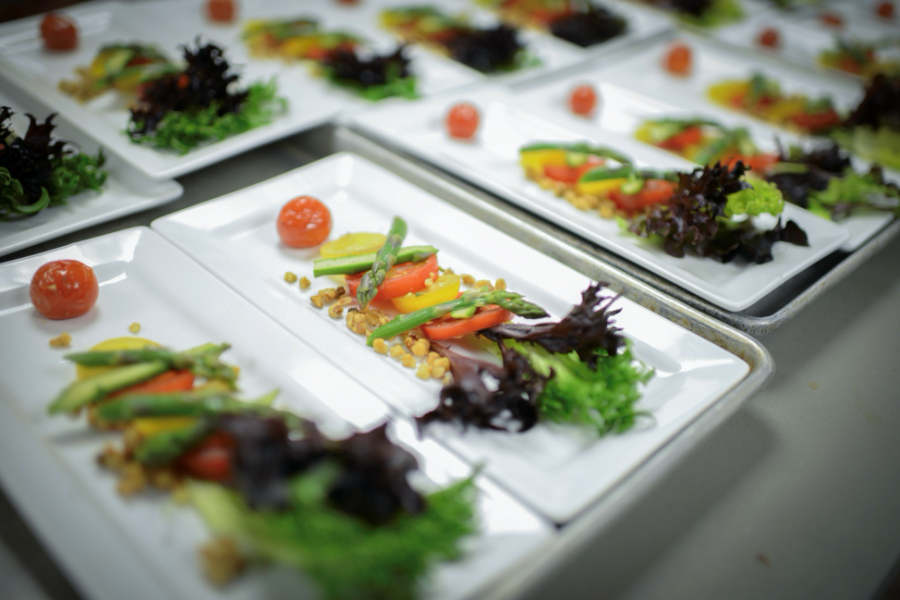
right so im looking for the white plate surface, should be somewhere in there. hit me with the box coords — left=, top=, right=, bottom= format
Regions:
left=153, top=152, right=751, bottom=522
left=0, top=86, right=182, bottom=257
left=0, top=0, right=484, bottom=180
left=508, top=68, right=895, bottom=252
left=0, top=227, right=552, bottom=600
left=346, top=91, right=849, bottom=311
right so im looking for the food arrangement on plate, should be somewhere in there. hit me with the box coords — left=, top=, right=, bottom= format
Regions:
left=474, top=0, right=629, bottom=48
left=380, top=6, right=537, bottom=74
left=1, top=106, right=106, bottom=219
left=831, top=74, right=900, bottom=172
left=628, top=0, right=744, bottom=28
left=818, top=37, right=900, bottom=79
left=242, top=18, right=418, bottom=100
left=277, top=196, right=654, bottom=436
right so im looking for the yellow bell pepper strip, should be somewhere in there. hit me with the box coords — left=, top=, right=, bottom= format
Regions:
left=392, top=273, right=461, bottom=313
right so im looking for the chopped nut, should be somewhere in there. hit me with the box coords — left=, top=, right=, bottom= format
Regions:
left=366, top=312, right=382, bottom=326
left=319, top=288, right=338, bottom=303
left=373, top=338, right=388, bottom=354
left=599, top=203, right=615, bottom=219
left=473, top=279, right=493, bottom=291
left=461, top=274, right=475, bottom=285
left=335, top=296, right=352, bottom=307
left=403, top=336, right=416, bottom=349
left=434, top=357, right=450, bottom=370
left=401, top=354, right=416, bottom=368
left=148, top=468, right=179, bottom=490
left=310, top=294, right=324, bottom=308
left=426, top=351, right=440, bottom=366
left=432, top=365, right=447, bottom=379
left=416, top=364, right=432, bottom=379
left=411, top=339, right=430, bottom=357
left=494, top=278, right=507, bottom=291
left=389, top=345, right=406, bottom=359
left=328, top=304, right=344, bottom=319
left=116, top=463, right=147, bottom=496
left=49, top=332, right=72, bottom=348
left=299, top=276, right=311, bottom=289
left=97, top=444, right=126, bottom=472
left=199, top=538, right=246, bottom=586
left=353, top=323, right=368, bottom=335
left=283, top=271, right=298, bottom=284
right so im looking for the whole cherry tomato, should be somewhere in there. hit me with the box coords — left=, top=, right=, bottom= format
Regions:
left=30, top=260, right=99, bottom=320
left=876, top=2, right=895, bottom=19
left=277, top=196, right=332, bottom=248
left=569, top=84, right=598, bottom=116
left=206, top=0, right=235, bottom=22
left=446, top=103, right=479, bottom=140
left=664, top=43, right=692, bottom=77
left=40, top=12, right=77, bottom=52
left=758, top=27, right=780, bottom=49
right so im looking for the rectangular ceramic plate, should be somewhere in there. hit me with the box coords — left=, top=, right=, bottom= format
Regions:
left=0, top=86, right=182, bottom=258
left=0, top=0, right=486, bottom=180
left=0, top=227, right=553, bottom=600
left=507, top=62, right=896, bottom=252
left=345, top=89, right=849, bottom=311
left=708, top=4, right=900, bottom=80
left=153, top=152, right=751, bottom=522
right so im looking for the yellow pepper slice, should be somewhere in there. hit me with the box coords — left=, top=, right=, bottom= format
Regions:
left=132, top=416, right=197, bottom=439
left=520, top=149, right=568, bottom=172
left=320, top=232, right=387, bottom=259
left=392, top=273, right=460, bottom=313
left=576, top=177, right=629, bottom=196
left=76, top=336, right=159, bottom=381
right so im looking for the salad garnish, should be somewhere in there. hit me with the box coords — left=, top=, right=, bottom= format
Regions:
left=831, top=74, right=900, bottom=171
left=380, top=7, right=534, bottom=74
left=476, top=0, right=628, bottom=48
left=127, top=42, right=285, bottom=154
left=58, top=43, right=174, bottom=102
left=321, top=45, right=418, bottom=101
left=0, top=107, right=106, bottom=219
left=819, top=37, right=900, bottom=79
left=49, top=338, right=477, bottom=598
left=636, top=0, right=744, bottom=28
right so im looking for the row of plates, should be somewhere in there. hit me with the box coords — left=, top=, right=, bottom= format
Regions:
left=0, top=152, right=751, bottom=600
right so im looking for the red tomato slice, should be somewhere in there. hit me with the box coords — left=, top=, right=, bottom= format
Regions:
left=724, top=153, right=779, bottom=172
left=789, top=109, right=841, bottom=133
left=542, top=157, right=605, bottom=183
left=109, top=370, right=195, bottom=399
left=177, top=432, right=234, bottom=482
left=345, top=254, right=439, bottom=302
left=659, top=126, right=703, bottom=150
left=608, top=179, right=676, bottom=213
left=421, top=305, right=512, bottom=341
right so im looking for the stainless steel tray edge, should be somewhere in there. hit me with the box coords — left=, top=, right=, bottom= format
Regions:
left=332, top=126, right=774, bottom=600
left=337, top=123, right=900, bottom=336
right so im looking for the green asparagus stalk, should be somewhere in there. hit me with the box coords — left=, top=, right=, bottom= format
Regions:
left=98, top=389, right=279, bottom=422
left=356, top=217, right=407, bottom=310
left=313, top=245, right=438, bottom=277
left=134, top=421, right=212, bottom=466
left=63, top=343, right=238, bottom=385
left=366, top=287, right=547, bottom=345
left=48, top=361, right=170, bottom=414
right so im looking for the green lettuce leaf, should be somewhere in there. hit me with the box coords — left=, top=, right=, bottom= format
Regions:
left=725, top=177, right=785, bottom=217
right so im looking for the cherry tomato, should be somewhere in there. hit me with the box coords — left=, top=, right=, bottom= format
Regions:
left=206, top=0, right=235, bottom=23
left=608, top=179, right=676, bottom=213
left=345, top=254, right=439, bottom=303
left=40, top=12, right=77, bottom=52
left=569, top=84, right=598, bottom=116
left=446, top=103, right=479, bottom=140
left=758, top=27, right=780, bottom=49
left=177, top=432, right=235, bottom=482
left=664, top=43, right=692, bottom=77
left=876, top=2, right=895, bottom=19
left=421, top=306, right=512, bottom=341
left=277, top=196, right=332, bottom=248
left=819, top=12, right=843, bottom=27
left=30, top=260, right=99, bottom=320
left=659, top=126, right=704, bottom=150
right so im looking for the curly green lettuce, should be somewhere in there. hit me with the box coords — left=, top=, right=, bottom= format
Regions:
left=724, top=178, right=784, bottom=217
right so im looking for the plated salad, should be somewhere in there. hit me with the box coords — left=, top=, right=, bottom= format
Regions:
left=475, top=0, right=628, bottom=48
left=278, top=197, right=653, bottom=436
left=832, top=74, right=900, bottom=171
left=1, top=106, right=106, bottom=219
left=380, top=6, right=535, bottom=74
left=518, top=142, right=810, bottom=263
left=242, top=18, right=418, bottom=100
left=126, top=42, right=285, bottom=154
left=46, top=335, right=477, bottom=599
left=58, top=43, right=174, bottom=102
left=707, top=72, right=842, bottom=135
left=818, top=37, right=900, bottom=79
left=634, top=117, right=778, bottom=171
left=630, top=0, right=743, bottom=28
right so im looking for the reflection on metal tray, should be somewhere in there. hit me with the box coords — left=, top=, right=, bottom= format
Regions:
left=337, top=125, right=899, bottom=336
left=331, top=125, right=773, bottom=596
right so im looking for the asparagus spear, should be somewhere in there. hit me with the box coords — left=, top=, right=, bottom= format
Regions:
left=366, top=287, right=547, bottom=345
left=356, top=217, right=407, bottom=310
left=134, top=421, right=212, bottom=466
left=313, top=245, right=438, bottom=277
left=98, top=389, right=279, bottom=422
left=48, top=361, right=170, bottom=414
left=64, top=343, right=238, bottom=384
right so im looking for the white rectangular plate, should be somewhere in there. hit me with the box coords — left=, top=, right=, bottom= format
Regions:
left=507, top=65, right=896, bottom=252
left=346, top=89, right=849, bottom=311
left=153, top=152, right=751, bottom=522
left=0, top=86, right=182, bottom=258
left=0, top=227, right=553, bottom=600
left=0, top=0, right=484, bottom=180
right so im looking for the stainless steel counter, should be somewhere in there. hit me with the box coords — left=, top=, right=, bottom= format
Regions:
left=2, top=129, right=898, bottom=600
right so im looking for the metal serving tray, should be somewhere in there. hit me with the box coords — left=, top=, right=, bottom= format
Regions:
left=336, top=125, right=900, bottom=336
left=331, top=124, right=773, bottom=597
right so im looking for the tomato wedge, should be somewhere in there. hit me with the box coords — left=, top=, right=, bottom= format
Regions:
left=421, top=306, right=512, bottom=341
left=543, top=156, right=605, bottom=183
left=608, top=179, right=676, bottom=213
left=109, top=369, right=195, bottom=399
left=659, top=126, right=703, bottom=150
left=789, top=109, right=841, bottom=133
left=177, top=432, right=235, bottom=482
left=723, top=153, right=779, bottom=172
left=345, top=254, right=439, bottom=302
